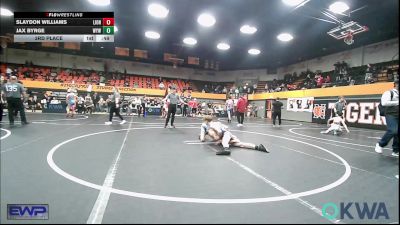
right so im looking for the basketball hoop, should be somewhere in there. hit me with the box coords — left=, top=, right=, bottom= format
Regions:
left=343, top=31, right=354, bottom=45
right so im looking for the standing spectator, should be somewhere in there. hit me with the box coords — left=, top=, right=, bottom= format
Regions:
left=252, top=103, right=258, bottom=117
left=272, top=97, right=283, bottom=127
left=84, top=93, right=94, bottom=114
left=98, top=96, right=106, bottom=112
left=93, top=92, right=100, bottom=112
left=236, top=94, right=248, bottom=127
left=182, top=94, right=189, bottom=117
left=77, top=96, right=85, bottom=114
left=141, top=95, right=147, bottom=117
left=375, top=79, right=399, bottom=157
left=192, top=98, right=199, bottom=116
left=30, top=95, right=38, bottom=112
left=264, top=83, right=269, bottom=92
left=333, top=96, right=347, bottom=117
left=253, top=83, right=258, bottom=94
left=225, top=95, right=234, bottom=123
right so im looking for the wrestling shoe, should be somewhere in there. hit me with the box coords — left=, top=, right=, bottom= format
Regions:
left=391, top=152, right=399, bottom=158
left=216, top=148, right=231, bottom=156
left=120, top=120, right=127, bottom=125
left=375, top=143, right=383, bottom=154
left=257, top=144, right=269, bottom=153
left=105, top=121, right=112, bottom=125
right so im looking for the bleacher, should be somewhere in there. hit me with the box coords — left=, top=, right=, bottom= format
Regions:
left=0, top=63, right=194, bottom=92
left=253, top=60, right=398, bottom=93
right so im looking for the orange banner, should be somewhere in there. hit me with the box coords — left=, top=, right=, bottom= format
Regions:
left=21, top=80, right=164, bottom=96
left=164, top=53, right=176, bottom=62
left=41, top=42, right=59, bottom=48
left=134, top=49, right=148, bottom=59
left=64, top=42, right=80, bottom=50
left=115, top=47, right=129, bottom=56
left=20, top=80, right=228, bottom=99
left=188, top=56, right=200, bottom=65
left=249, top=83, right=394, bottom=100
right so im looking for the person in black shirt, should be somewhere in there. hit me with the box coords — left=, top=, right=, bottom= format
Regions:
left=272, top=97, right=283, bottom=127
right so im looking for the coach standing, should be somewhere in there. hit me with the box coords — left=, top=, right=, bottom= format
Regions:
left=375, top=79, right=399, bottom=157
left=1, top=76, right=28, bottom=126
left=236, top=94, right=248, bottom=127
left=333, top=96, right=347, bottom=117
left=272, top=97, right=283, bottom=127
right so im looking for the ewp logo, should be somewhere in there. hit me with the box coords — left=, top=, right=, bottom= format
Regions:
left=7, top=204, right=49, bottom=220
left=322, top=202, right=389, bottom=220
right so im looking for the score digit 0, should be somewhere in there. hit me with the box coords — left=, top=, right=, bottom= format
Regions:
left=103, top=26, right=114, bottom=34
left=102, top=18, right=114, bottom=26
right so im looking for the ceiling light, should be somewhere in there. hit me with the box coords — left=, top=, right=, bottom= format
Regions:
left=145, top=31, right=160, bottom=39
left=282, top=0, right=304, bottom=6
left=148, top=3, right=169, bottom=18
left=183, top=37, right=197, bottom=45
left=88, top=0, right=110, bottom=6
left=0, top=8, right=13, bottom=16
left=217, top=43, right=230, bottom=50
left=100, top=46, right=104, bottom=48
left=114, top=26, right=118, bottom=32
left=197, top=13, right=216, bottom=27
left=248, top=48, right=261, bottom=55
left=240, top=25, right=257, bottom=34
left=329, top=2, right=350, bottom=14
left=277, top=33, right=293, bottom=42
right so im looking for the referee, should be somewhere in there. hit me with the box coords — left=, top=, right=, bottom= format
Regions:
left=1, top=76, right=28, bottom=126
left=163, top=87, right=186, bottom=128
left=105, top=87, right=126, bottom=125
left=272, top=97, right=283, bottom=127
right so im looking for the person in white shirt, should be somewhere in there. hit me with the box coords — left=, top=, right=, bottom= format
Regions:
left=375, top=79, right=399, bottom=157
left=225, top=96, right=234, bottom=123
left=199, top=115, right=269, bottom=155
left=159, top=82, right=165, bottom=90
left=320, top=116, right=350, bottom=135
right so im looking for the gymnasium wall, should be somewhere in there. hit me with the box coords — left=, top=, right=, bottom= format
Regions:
left=277, top=38, right=398, bottom=75
left=217, top=38, right=398, bottom=82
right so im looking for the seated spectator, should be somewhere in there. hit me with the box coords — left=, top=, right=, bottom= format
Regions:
left=203, top=84, right=209, bottom=93
left=253, top=83, right=258, bottom=93
left=325, top=75, right=331, bottom=84
left=317, top=75, right=324, bottom=88
left=365, top=64, right=374, bottom=84
left=159, top=81, right=165, bottom=90
left=305, top=74, right=311, bottom=83
left=100, top=75, right=106, bottom=83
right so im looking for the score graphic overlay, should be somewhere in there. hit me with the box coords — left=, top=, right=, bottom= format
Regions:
left=14, top=12, right=114, bottom=42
